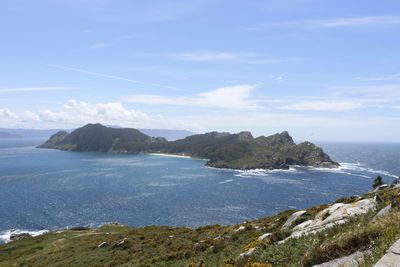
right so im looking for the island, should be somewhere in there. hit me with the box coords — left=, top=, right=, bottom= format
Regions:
left=38, top=123, right=340, bottom=170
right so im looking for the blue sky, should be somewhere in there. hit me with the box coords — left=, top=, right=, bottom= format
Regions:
left=1, top=0, right=400, bottom=142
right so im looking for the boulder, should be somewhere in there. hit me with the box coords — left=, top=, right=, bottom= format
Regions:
left=374, top=205, right=391, bottom=220
left=281, top=210, right=306, bottom=230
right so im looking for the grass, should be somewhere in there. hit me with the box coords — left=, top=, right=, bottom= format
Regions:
left=1, top=187, right=400, bottom=266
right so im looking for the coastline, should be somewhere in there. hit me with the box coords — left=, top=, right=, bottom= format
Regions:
left=147, top=152, right=192, bottom=159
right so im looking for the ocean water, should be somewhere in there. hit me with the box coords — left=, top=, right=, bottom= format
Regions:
left=1, top=138, right=399, bottom=243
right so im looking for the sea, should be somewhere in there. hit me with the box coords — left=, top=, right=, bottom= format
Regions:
left=1, top=138, right=399, bottom=243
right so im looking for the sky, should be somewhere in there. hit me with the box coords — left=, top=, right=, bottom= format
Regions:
left=1, top=0, right=400, bottom=142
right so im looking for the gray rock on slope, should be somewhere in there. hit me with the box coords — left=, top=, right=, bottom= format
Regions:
left=281, top=210, right=306, bottom=230
left=312, top=251, right=367, bottom=267
left=374, top=238, right=400, bottom=267
left=281, top=198, right=377, bottom=242
left=374, top=205, right=392, bottom=220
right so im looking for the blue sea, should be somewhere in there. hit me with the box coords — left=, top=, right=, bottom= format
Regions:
left=1, top=138, right=399, bottom=243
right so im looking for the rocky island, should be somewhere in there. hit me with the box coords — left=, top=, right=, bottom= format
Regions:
left=39, top=123, right=339, bottom=170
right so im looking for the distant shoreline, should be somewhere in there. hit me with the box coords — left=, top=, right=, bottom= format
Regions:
left=147, top=153, right=192, bottom=159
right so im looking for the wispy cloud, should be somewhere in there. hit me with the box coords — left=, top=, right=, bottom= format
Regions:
left=123, top=85, right=259, bottom=109
left=354, top=73, right=400, bottom=82
left=246, top=15, right=400, bottom=31
left=279, top=100, right=361, bottom=111
left=171, top=51, right=283, bottom=64
left=43, top=64, right=179, bottom=90
left=89, top=43, right=111, bottom=49
left=88, top=34, right=148, bottom=49
left=0, top=87, right=79, bottom=93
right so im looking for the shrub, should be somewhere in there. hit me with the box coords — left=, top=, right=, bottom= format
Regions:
left=373, top=176, right=384, bottom=189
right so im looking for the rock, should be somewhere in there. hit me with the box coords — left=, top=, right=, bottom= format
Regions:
left=101, top=222, right=124, bottom=227
left=213, top=235, right=223, bottom=240
left=235, top=226, right=246, bottom=232
left=312, top=251, right=366, bottom=267
left=112, top=239, right=128, bottom=249
left=374, top=238, right=400, bottom=266
left=374, top=205, right=391, bottom=220
left=292, top=220, right=313, bottom=231
left=258, top=233, right=272, bottom=241
left=284, top=198, right=377, bottom=242
left=281, top=210, right=306, bottom=230
left=97, top=242, right=109, bottom=248
left=372, top=184, right=390, bottom=193
left=238, top=247, right=256, bottom=258
left=10, top=233, right=32, bottom=241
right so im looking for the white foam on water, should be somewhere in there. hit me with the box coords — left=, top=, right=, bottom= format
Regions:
left=0, top=229, right=48, bottom=243
left=218, top=179, right=234, bottom=184
left=339, top=162, right=398, bottom=178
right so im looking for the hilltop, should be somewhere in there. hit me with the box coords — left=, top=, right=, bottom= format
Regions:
left=39, top=123, right=339, bottom=170
left=1, top=182, right=400, bottom=266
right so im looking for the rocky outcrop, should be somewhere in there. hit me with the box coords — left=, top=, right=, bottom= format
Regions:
left=374, top=205, right=392, bottom=220
left=282, top=198, right=377, bottom=242
left=312, top=251, right=367, bottom=267
left=374, top=238, right=400, bottom=267
left=10, top=233, right=32, bottom=242
left=281, top=210, right=306, bottom=230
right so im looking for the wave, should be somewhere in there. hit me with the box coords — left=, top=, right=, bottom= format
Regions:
left=218, top=179, right=234, bottom=184
left=0, top=229, right=48, bottom=244
left=339, top=162, right=398, bottom=178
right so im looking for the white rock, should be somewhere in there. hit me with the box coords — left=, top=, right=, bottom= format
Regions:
left=292, top=220, right=313, bottom=231
left=281, top=210, right=306, bottom=230
left=258, top=233, right=272, bottom=241
left=97, top=242, right=109, bottom=248
left=238, top=247, right=256, bottom=258
left=235, top=226, right=246, bottom=232
left=284, top=198, right=377, bottom=242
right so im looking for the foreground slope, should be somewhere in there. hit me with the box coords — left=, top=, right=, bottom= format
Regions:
left=1, top=184, right=400, bottom=266
left=39, top=123, right=339, bottom=170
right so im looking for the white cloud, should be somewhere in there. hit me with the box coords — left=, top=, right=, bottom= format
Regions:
left=0, top=108, right=18, bottom=119
left=0, top=100, right=201, bottom=131
left=279, top=100, right=361, bottom=111
left=89, top=43, right=111, bottom=49
left=123, top=85, right=259, bottom=109
left=247, top=16, right=400, bottom=31
left=171, top=51, right=282, bottom=64
left=355, top=73, right=400, bottom=82
left=175, top=52, right=239, bottom=62
left=0, top=87, right=79, bottom=93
